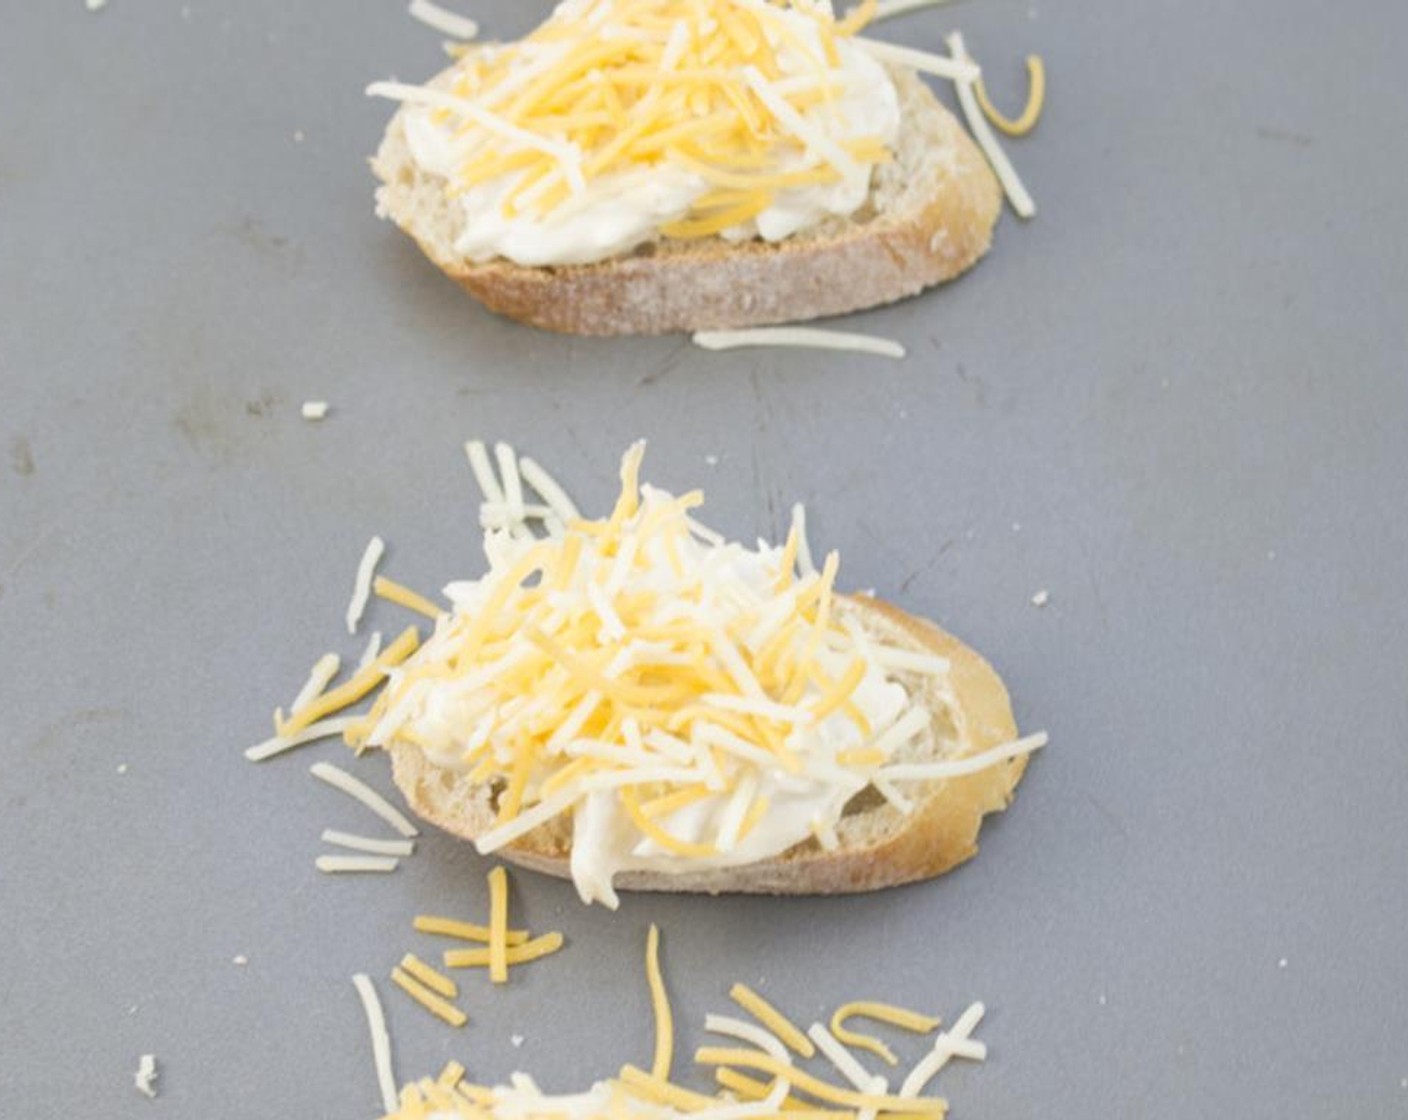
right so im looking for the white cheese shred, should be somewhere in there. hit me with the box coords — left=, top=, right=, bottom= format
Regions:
left=870, top=0, right=955, bottom=21
left=301, top=400, right=330, bottom=421
left=290, top=653, right=341, bottom=713
left=315, top=855, right=400, bottom=873
left=692, top=328, right=906, bottom=360
left=244, top=715, right=361, bottom=763
left=854, top=37, right=980, bottom=84
left=898, top=1001, right=986, bottom=1098
left=407, top=0, right=478, bottom=40
left=346, top=536, right=386, bottom=635
left=310, top=761, right=420, bottom=838
left=496, top=441, right=526, bottom=525
left=790, top=503, right=816, bottom=578
left=808, top=1022, right=880, bottom=1092
left=357, top=630, right=383, bottom=670
left=134, top=1054, right=158, bottom=1099
left=321, top=829, right=416, bottom=857
left=704, top=1013, right=793, bottom=1065
left=352, top=974, right=399, bottom=1117
left=878, top=731, right=1047, bottom=782
left=465, top=440, right=506, bottom=506
left=519, top=455, right=582, bottom=525
left=946, top=32, right=1036, bottom=219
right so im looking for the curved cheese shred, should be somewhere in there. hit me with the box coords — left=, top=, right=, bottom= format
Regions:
left=973, top=54, right=1046, bottom=137
left=351, top=974, right=399, bottom=1116
left=646, top=924, right=675, bottom=1081
left=830, top=1003, right=940, bottom=1067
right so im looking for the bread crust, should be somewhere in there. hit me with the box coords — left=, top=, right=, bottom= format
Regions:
left=371, top=68, right=1002, bottom=335
left=389, top=595, right=1032, bottom=896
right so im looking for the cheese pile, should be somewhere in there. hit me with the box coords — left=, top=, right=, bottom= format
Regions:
left=255, top=441, right=1046, bottom=907
left=369, top=0, right=903, bottom=263
left=341, top=442, right=969, bottom=907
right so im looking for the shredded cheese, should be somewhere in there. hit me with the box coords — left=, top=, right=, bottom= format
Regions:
left=830, top=1003, right=939, bottom=1066
left=945, top=32, right=1035, bottom=218
left=413, top=914, right=531, bottom=945
left=374, top=576, right=444, bottom=622
left=301, top=400, right=330, bottom=421
left=392, top=965, right=468, bottom=1027
left=291, top=653, right=341, bottom=713
left=399, top=954, right=458, bottom=999
left=646, top=924, right=674, bottom=1080
left=352, top=974, right=399, bottom=1116
left=321, top=829, right=416, bottom=857
left=974, top=54, right=1046, bottom=137
left=693, top=1049, right=942, bottom=1113
left=692, top=329, right=905, bottom=360
left=442, top=931, right=564, bottom=969
left=244, top=714, right=361, bottom=763
left=729, top=984, right=815, bottom=1059
left=407, top=0, right=478, bottom=40
left=347, top=536, right=386, bottom=635
left=134, top=1054, right=158, bottom=1099
left=808, top=1023, right=881, bottom=1093
left=704, top=1013, right=792, bottom=1064
left=897, top=1003, right=985, bottom=1098
left=487, top=865, right=510, bottom=983
left=316, top=854, right=399, bottom=873
left=876, top=731, right=1047, bottom=782
left=309, top=761, right=420, bottom=838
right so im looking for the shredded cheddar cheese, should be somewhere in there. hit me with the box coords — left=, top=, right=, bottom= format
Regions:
left=974, top=54, right=1045, bottom=138
left=487, top=866, right=510, bottom=983
left=830, top=1002, right=939, bottom=1067
left=413, top=915, right=531, bottom=945
left=367, top=0, right=897, bottom=238
left=442, top=931, right=565, bottom=969
left=399, top=953, right=458, bottom=999
left=374, top=576, right=445, bottom=622
left=646, top=924, right=674, bottom=1080
left=391, top=965, right=469, bottom=1027
left=729, top=983, right=816, bottom=1058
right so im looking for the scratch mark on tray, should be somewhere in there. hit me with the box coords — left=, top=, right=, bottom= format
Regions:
left=638, top=338, right=688, bottom=387
left=1083, top=790, right=1129, bottom=842
left=899, top=538, right=956, bottom=594
left=1254, top=125, right=1314, bottom=148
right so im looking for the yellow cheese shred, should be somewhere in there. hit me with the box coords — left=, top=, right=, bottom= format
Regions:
left=442, top=931, right=564, bottom=969
left=278, top=625, right=419, bottom=737
left=391, top=966, right=468, bottom=1028
left=829, top=1001, right=940, bottom=1067
left=487, top=866, right=509, bottom=984
left=374, top=575, right=445, bottom=621
left=693, top=1049, right=946, bottom=1114
left=399, top=953, right=458, bottom=999
left=412, top=915, right=530, bottom=945
left=436, top=1060, right=466, bottom=1089
left=622, top=787, right=720, bottom=858
left=973, top=54, right=1047, bottom=138
left=617, top=1065, right=716, bottom=1112
left=728, top=983, right=815, bottom=1058
left=646, top=924, right=674, bottom=1080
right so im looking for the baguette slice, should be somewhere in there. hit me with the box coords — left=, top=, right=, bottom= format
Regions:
left=389, top=594, right=1031, bottom=896
left=371, top=65, right=1002, bottom=336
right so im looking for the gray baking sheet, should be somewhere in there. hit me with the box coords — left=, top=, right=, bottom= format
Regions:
left=3, top=1, right=1407, bottom=1116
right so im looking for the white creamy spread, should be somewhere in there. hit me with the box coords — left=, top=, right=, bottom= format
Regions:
left=397, top=2, right=900, bottom=266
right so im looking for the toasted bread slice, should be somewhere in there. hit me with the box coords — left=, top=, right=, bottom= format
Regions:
left=389, top=594, right=1031, bottom=895
left=371, top=66, right=1002, bottom=336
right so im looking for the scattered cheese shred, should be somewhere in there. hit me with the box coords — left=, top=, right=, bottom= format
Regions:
left=704, top=1013, right=792, bottom=1064
left=617, top=1065, right=720, bottom=1112
left=442, top=931, right=564, bottom=969
left=974, top=54, right=1046, bottom=137
left=692, top=328, right=905, bottom=360
left=729, top=984, right=816, bottom=1059
left=877, top=731, right=1047, bottom=782
left=407, top=0, right=478, bottom=40
left=807, top=1022, right=880, bottom=1093
left=244, top=714, right=361, bottom=763
left=134, top=1054, right=158, bottom=1099
left=291, top=653, right=341, bottom=714
left=301, top=400, right=330, bottom=421
left=347, top=536, right=386, bottom=635
left=946, top=32, right=1035, bottom=218
left=830, top=1003, right=939, bottom=1067
left=897, top=1003, right=985, bottom=1098
left=374, top=576, right=443, bottom=622
left=392, top=965, right=468, bottom=1027
left=321, top=829, right=416, bottom=857
left=487, top=865, right=510, bottom=983
left=414, top=915, right=531, bottom=945
left=693, top=1048, right=942, bottom=1114
left=400, top=954, right=458, bottom=999
left=316, top=854, right=399, bottom=873
left=309, top=761, right=420, bottom=838
left=646, top=924, right=674, bottom=1080
left=352, top=974, right=399, bottom=1117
